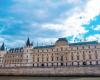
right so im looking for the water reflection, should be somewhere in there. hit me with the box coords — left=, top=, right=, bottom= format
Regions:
left=0, top=77, right=100, bottom=80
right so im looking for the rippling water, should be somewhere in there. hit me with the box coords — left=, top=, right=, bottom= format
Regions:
left=0, top=77, right=100, bottom=80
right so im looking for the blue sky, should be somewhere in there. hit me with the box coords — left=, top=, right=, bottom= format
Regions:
left=0, top=0, right=100, bottom=48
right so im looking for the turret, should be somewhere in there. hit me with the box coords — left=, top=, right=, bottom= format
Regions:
left=26, top=37, right=33, bottom=47
left=0, top=42, right=5, bottom=51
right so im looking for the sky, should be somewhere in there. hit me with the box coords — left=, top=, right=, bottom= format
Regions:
left=0, top=0, right=100, bottom=48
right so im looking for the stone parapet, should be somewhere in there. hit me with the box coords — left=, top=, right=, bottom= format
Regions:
left=0, top=66, right=100, bottom=76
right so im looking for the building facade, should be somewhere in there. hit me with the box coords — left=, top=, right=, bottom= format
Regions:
left=0, top=38, right=100, bottom=68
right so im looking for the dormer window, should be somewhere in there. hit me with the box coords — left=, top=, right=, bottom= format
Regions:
left=61, top=47, right=63, bottom=51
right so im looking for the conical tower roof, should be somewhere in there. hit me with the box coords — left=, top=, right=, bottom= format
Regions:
left=26, top=37, right=31, bottom=47
left=0, top=42, right=5, bottom=51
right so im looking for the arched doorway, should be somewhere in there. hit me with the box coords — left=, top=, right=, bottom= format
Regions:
left=61, top=63, right=63, bottom=66
left=83, top=62, right=86, bottom=66
left=41, top=64, right=44, bottom=67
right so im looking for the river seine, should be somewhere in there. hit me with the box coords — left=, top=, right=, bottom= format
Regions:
left=0, top=77, right=100, bottom=80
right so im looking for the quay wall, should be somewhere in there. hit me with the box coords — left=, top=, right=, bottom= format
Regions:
left=0, top=66, right=100, bottom=76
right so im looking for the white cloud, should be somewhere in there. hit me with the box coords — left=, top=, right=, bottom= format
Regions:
left=28, top=37, right=58, bottom=47
left=6, top=39, right=25, bottom=48
left=33, top=9, right=49, bottom=19
left=41, top=0, right=100, bottom=42
left=66, top=0, right=85, bottom=4
left=1, top=0, right=99, bottom=48
left=86, top=34, right=100, bottom=42
left=0, top=37, right=5, bottom=44
left=94, top=25, right=100, bottom=30
left=80, top=0, right=100, bottom=24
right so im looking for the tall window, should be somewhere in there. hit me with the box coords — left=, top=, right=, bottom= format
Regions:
left=51, top=56, right=53, bottom=61
left=71, top=53, right=73, bottom=60
left=47, top=57, right=48, bottom=61
left=37, top=57, right=39, bottom=62
left=38, top=49, right=39, bottom=52
left=77, top=47, right=78, bottom=50
left=42, top=54, right=44, bottom=62
left=95, top=50, right=98, bottom=59
left=77, top=56, right=79, bottom=60
left=61, top=47, right=63, bottom=51
left=83, top=51, right=85, bottom=60
left=89, top=54, right=92, bottom=59
left=77, top=52, right=79, bottom=60
left=61, top=56, right=63, bottom=61
left=66, top=57, right=67, bottom=60
left=56, top=57, right=59, bottom=61
left=51, top=49, right=53, bottom=51
left=27, top=50, right=28, bottom=52
left=57, top=48, right=58, bottom=51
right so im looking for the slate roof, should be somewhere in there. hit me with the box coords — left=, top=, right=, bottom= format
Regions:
left=34, top=45, right=54, bottom=49
left=69, top=41, right=98, bottom=46
left=34, top=41, right=98, bottom=49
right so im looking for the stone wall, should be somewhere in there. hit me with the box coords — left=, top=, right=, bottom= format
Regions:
left=0, top=66, right=100, bottom=76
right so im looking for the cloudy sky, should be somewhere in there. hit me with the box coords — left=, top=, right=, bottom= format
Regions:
left=0, top=0, right=100, bottom=48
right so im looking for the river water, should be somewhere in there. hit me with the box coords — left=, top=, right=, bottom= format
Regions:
left=0, top=77, right=100, bottom=80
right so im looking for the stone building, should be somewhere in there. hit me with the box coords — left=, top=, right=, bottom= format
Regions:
left=0, top=37, right=100, bottom=67
left=0, top=43, right=6, bottom=67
